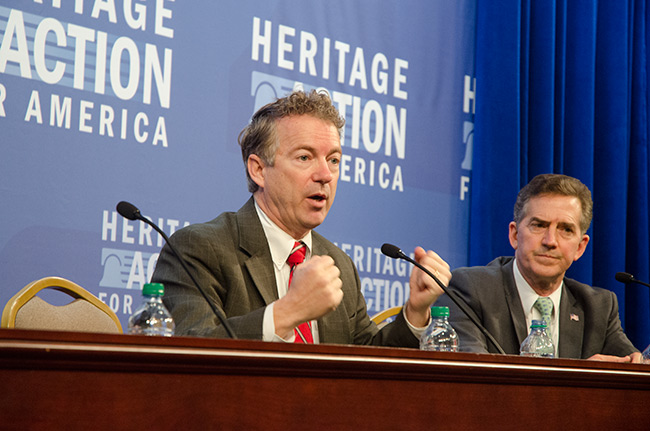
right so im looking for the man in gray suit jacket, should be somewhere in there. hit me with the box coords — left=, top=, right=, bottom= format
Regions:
left=439, top=174, right=640, bottom=362
left=151, top=90, right=450, bottom=346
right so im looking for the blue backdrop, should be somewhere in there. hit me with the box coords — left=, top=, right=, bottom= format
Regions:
left=1, top=1, right=476, bottom=328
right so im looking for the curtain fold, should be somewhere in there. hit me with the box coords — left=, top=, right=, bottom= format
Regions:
left=625, top=0, right=650, bottom=347
left=470, top=0, right=522, bottom=265
left=472, top=0, right=650, bottom=350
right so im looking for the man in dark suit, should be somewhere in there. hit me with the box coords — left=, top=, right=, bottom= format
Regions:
left=151, top=90, right=450, bottom=346
left=439, top=174, right=641, bottom=362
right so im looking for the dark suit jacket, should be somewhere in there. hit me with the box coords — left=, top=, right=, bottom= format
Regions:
left=151, top=197, right=418, bottom=347
left=436, top=257, right=638, bottom=358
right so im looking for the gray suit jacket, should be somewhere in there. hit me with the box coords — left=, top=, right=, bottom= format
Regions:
left=151, top=197, right=418, bottom=347
left=437, top=257, right=638, bottom=358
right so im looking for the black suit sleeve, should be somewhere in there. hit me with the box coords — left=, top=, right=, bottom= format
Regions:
left=589, top=289, right=639, bottom=357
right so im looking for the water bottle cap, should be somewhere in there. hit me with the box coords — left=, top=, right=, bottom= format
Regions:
left=142, top=282, right=164, bottom=296
left=530, top=319, right=547, bottom=329
left=430, top=306, right=450, bottom=318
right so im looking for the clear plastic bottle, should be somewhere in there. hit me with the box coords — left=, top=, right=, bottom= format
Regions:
left=642, top=344, right=650, bottom=364
left=128, top=282, right=175, bottom=336
left=420, top=306, right=459, bottom=352
left=520, top=319, right=555, bottom=358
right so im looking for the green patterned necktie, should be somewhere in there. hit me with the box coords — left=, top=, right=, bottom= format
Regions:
left=534, top=296, right=554, bottom=326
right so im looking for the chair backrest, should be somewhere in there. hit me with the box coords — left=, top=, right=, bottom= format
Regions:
left=370, top=306, right=403, bottom=329
left=1, top=277, right=123, bottom=333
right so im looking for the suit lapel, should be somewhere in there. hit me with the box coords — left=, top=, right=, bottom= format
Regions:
left=558, top=282, right=584, bottom=358
left=311, top=236, right=352, bottom=344
left=311, top=237, right=344, bottom=342
left=237, top=198, right=278, bottom=305
left=502, top=260, right=529, bottom=347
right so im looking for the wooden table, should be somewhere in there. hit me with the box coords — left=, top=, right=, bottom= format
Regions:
left=1, top=329, right=649, bottom=430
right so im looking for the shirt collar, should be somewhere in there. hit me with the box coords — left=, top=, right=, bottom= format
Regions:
left=254, top=200, right=312, bottom=270
left=512, top=258, right=563, bottom=317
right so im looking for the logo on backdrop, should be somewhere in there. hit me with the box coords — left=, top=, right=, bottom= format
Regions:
left=460, top=74, right=475, bottom=201
left=0, top=2, right=174, bottom=147
left=249, top=17, right=408, bottom=193
left=334, top=241, right=415, bottom=315
left=98, top=208, right=189, bottom=290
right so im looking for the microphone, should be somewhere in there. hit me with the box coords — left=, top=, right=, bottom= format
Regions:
left=116, top=201, right=237, bottom=339
left=615, top=272, right=650, bottom=288
left=381, top=243, right=506, bottom=355
left=116, top=201, right=143, bottom=221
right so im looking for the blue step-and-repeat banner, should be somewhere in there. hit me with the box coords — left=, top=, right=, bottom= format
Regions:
left=0, top=0, right=477, bottom=329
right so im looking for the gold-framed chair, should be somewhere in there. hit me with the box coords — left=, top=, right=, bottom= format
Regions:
left=1, top=276, right=123, bottom=333
left=370, top=306, right=403, bottom=329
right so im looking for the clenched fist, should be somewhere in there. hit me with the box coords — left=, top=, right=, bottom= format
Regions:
left=273, top=255, right=343, bottom=339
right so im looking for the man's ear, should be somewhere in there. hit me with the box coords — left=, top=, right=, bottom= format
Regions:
left=573, top=234, right=590, bottom=262
left=508, top=221, right=518, bottom=250
left=247, top=154, right=266, bottom=189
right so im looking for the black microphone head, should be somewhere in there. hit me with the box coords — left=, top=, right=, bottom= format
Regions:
left=615, top=272, right=635, bottom=284
left=116, top=201, right=141, bottom=221
left=381, top=243, right=403, bottom=259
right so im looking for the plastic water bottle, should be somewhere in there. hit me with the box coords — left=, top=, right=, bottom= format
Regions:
left=128, top=282, right=175, bottom=336
left=642, top=344, right=650, bottom=364
left=520, top=319, right=555, bottom=358
left=420, top=306, right=459, bottom=352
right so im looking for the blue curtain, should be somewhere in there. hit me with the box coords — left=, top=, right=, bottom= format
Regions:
left=471, top=0, right=650, bottom=350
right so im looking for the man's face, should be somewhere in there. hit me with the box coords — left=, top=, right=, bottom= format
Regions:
left=250, top=115, right=341, bottom=239
left=509, top=194, right=590, bottom=292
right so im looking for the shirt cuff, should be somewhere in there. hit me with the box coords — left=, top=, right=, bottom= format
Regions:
left=263, top=302, right=295, bottom=342
left=402, top=303, right=431, bottom=339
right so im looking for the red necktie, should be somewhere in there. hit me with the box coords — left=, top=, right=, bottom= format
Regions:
left=287, top=241, right=313, bottom=343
